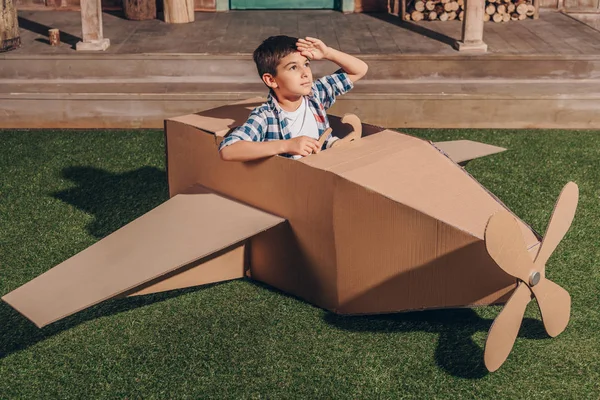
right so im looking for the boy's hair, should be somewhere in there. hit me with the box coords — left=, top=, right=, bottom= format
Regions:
left=253, top=35, right=299, bottom=78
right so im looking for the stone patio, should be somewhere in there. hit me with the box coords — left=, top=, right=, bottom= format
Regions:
left=10, top=9, right=600, bottom=55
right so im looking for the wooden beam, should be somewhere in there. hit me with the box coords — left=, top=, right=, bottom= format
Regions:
left=76, top=0, right=110, bottom=51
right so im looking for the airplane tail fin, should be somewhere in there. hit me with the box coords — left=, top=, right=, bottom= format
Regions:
left=432, top=140, right=507, bottom=165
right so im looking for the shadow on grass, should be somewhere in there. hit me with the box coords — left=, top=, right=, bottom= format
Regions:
left=0, top=164, right=180, bottom=358
left=53, top=165, right=169, bottom=239
left=0, top=284, right=220, bottom=359
left=324, top=308, right=547, bottom=379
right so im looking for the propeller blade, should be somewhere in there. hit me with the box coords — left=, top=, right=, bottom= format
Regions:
left=534, top=182, right=579, bottom=270
left=485, top=211, right=535, bottom=283
left=484, top=283, right=532, bottom=372
left=531, top=278, right=571, bottom=337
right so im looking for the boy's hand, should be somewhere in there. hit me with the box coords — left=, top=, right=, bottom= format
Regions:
left=285, top=136, right=321, bottom=157
left=297, top=37, right=330, bottom=61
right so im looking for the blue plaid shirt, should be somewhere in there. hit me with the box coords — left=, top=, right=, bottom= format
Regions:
left=219, top=68, right=354, bottom=156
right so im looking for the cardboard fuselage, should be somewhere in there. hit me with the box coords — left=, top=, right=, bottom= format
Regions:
left=166, top=100, right=540, bottom=314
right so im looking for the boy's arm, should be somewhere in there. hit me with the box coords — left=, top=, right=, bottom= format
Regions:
left=323, top=47, right=369, bottom=83
left=297, top=37, right=369, bottom=83
left=219, top=110, right=268, bottom=161
left=220, top=140, right=288, bottom=162
left=219, top=112, right=320, bottom=161
left=221, top=138, right=321, bottom=162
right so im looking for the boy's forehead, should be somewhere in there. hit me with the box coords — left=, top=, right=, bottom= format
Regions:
left=277, top=51, right=307, bottom=67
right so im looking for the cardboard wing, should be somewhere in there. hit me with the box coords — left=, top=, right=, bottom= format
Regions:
left=2, top=191, right=285, bottom=328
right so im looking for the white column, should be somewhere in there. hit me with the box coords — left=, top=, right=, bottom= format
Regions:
left=76, top=0, right=110, bottom=51
left=454, top=0, right=487, bottom=52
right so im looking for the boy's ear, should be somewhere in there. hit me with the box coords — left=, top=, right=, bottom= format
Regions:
left=262, top=73, right=278, bottom=89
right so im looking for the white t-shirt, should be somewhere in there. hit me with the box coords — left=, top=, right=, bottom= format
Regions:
left=280, top=97, right=320, bottom=141
left=281, top=97, right=336, bottom=160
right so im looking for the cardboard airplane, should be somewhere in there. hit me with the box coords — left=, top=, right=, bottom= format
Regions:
left=2, top=98, right=578, bottom=372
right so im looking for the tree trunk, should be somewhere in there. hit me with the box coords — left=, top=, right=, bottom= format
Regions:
left=1, top=0, right=21, bottom=52
left=123, top=0, right=157, bottom=21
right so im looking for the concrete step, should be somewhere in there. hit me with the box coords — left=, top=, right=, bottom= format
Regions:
left=3, top=52, right=600, bottom=129
left=3, top=78, right=600, bottom=96
left=3, top=54, right=600, bottom=80
left=3, top=78, right=600, bottom=129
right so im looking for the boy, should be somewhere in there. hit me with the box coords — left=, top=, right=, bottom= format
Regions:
left=219, top=35, right=368, bottom=161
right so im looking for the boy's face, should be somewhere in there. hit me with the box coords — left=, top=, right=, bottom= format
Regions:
left=263, top=51, right=313, bottom=98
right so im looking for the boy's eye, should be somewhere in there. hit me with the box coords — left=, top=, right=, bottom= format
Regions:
left=290, top=65, right=296, bottom=70
left=305, top=62, right=310, bottom=67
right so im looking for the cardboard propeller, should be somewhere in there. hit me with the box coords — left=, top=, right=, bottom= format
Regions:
left=483, top=182, right=578, bottom=372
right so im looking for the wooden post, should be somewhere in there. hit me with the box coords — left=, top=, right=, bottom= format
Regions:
left=388, top=0, right=401, bottom=16
left=533, top=0, right=540, bottom=19
left=163, top=0, right=194, bottom=23
left=76, top=0, right=110, bottom=51
left=123, top=0, right=157, bottom=20
left=454, top=0, right=488, bottom=53
left=0, top=0, right=21, bottom=53
left=400, top=0, right=407, bottom=20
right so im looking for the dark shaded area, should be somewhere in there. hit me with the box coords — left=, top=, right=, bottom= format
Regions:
left=0, top=165, right=179, bottom=357
left=245, top=279, right=548, bottom=379
left=52, top=166, right=168, bottom=238
left=366, top=12, right=458, bottom=48
left=18, top=17, right=81, bottom=48
left=325, top=308, right=547, bottom=379
left=104, top=10, right=129, bottom=20
left=0, top=284, right=220, bottom=359
left=0, top=164, right=235, bottom=359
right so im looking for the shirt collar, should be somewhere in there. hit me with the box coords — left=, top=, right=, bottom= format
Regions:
left=267, top=87, right=317, bottom=116
left=267, top=91, right=283, bottom=117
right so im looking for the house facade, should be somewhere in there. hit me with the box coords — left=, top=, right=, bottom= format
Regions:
left=16, top=0, right=589, bottom=13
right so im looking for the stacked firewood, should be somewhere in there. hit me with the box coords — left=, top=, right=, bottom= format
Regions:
left=405, top=0, right=536, bottom=22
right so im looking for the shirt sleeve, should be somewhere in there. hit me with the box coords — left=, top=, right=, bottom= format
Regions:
left=218, top=109, right=267, bottom=151
left=314, top=68, right=355, bottom=111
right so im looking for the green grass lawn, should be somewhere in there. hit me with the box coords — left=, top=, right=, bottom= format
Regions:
left=0, top=128, right=598, bottom=398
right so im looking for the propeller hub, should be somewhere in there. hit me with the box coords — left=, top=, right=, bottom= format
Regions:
left=529, top=271, right=541, bottom=286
